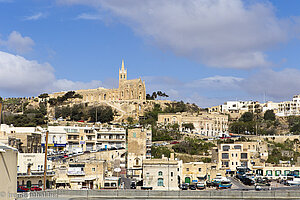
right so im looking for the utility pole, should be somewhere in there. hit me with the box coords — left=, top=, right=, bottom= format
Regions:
left=43, top=131, right=49, bottom=190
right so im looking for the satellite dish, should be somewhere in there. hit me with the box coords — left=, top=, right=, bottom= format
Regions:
left=114, top=168, right=121, bottom=173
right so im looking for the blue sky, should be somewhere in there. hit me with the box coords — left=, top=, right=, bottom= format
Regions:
left=0, top=0, right=300, bottom=107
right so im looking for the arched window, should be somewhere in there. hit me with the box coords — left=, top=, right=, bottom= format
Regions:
left=17, top=181, right=19, bottom=186
left=135, top=159, right=139, bottom=166
left=104, top=94, right=106, bottom=100
left=158, top=171, right=163, bottom=176
left=26, top=180, right=32, bottom=188
left=22, top=180, right=24, bottom=186
left=38, top=180, right=43, bottom=187
left=157, top=178, right=164, bottom=186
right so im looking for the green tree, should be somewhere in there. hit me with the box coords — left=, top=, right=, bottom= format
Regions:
left=89, top=106, right=114, bottom=123
left=239, top=112, right=254, bottom=122
left=127, top=117, right=134, bottom=125
left=264, top=110, right=276, bottom=121
left=151, top=146, right=171, bottom=158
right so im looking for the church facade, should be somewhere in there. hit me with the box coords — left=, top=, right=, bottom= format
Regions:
left=50, top=60, right=146, bottom=102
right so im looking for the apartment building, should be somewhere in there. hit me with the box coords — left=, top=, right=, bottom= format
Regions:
left=127, top=127, right=152, bottom=180
left=41, top=125, right=126, bottom=153
left=54, top=149, right=125, bottom=189
left=1, top=124, right=42, bottom=153
left=211, top=142, right=264, bottom=174
left=182, top=162, right=225, bottom=184
left=17, top=153, right=55, bottom=189
left=142, top=154, right=182, bottom=190
left=157, top=112, right=228, bottom=137
left=277, top=95, right=300, bottom=117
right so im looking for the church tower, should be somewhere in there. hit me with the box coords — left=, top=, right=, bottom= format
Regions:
left=119, top=59, right=127, bottom=87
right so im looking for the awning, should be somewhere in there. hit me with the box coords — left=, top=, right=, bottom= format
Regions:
left=85, top=177, right=97, bottom=181
left=70, top=178, right=84, bottom=182
left=56, top=178, right=70, bottom=184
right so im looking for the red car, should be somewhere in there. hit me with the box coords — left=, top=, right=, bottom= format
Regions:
left=30, top=186, right=42, bottom=191
left=17, top=186, right=29, bottom=192
left=170, top=141, right=179, bottom=144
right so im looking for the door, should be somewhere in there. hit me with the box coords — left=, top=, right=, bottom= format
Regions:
left=185, top=177, right=191, bottom=184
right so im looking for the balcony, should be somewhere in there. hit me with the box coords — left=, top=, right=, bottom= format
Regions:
left=97, top=138, right=125, bottom=142
left=67, top=171, right=85, bottom=176
left=17, top=170, right=55, bottom=177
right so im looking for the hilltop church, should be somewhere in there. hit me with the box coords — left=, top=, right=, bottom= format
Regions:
left=50, top=60, right=146, bottom=102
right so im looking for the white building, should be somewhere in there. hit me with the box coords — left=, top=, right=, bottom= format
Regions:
left=277, top=95, right=300, bottom=116
left=42, top=126, right=67, bottom=152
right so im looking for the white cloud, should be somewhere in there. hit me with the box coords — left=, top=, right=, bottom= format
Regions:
left=24, top=12, right=46, bottom=21
left=0, top=51, right=104, bottom=96
left=57, top=0, right=297, bottom=69
left=242, top=68, right=300, bottom=100
left=185, top=75, right=243, bottom=90
left=0, top=31, right=35, bottom=54
left=76, top=13, right=103, bottom=20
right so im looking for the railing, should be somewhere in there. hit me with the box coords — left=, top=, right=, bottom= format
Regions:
left=17, top=171, right=55, bottom=176
left=16, top=189, right=300, bottom=199
left=67, top=171, right=85, bottom=176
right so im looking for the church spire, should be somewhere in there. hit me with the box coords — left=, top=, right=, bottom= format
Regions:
left=119, top=59, right=127, bottom=86
left=121, top=59, right=125, bottom=71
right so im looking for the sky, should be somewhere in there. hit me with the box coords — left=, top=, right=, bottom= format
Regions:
left=0, top=0, right=300, bottom=107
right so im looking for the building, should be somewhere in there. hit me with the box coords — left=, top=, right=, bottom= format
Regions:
left=41, top=126, right=67, bottom=152
left=253, top=163, right=300, bottom=178
left=17, top=153, right=55, bottom=189
left=157, top=112, right=228, bottom=137
left=211, top=142, right=265, bottom=174
left=54, top=149, right=125, bottom=189
left=261, top=101, right=279, bottom=113
left=277, top=94, right=300, bottom=116
left=0, top=143, right=18, bottom=200
left=49, top=60, right=146, bottom=102
left=41, top=125, right=126, bottom=153
left=182, top=162, right=225, bottom=184
left=1, top=124, right=42, bottom=153
left=127, top=127, right=152, bottom=180
left=142, top=154, right=182, bottom=190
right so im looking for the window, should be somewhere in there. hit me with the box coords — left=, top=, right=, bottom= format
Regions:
left=222, top=153, right=229, bottom=159
left=186, top=168, right=189, bottom=172
left=198, top=168, right=201, bottom=172
left=222, top=161, right=229, bottom=167
left=92, top=168, right=95, bottom=172
left=234, top=145, right=241, bottom=150
left=158, top=171, right=163, bottom=176
left=232, top=162, right=234, bottom=166
left=284, top=170, right=290, bottom=176
left=133, top=133, right=136, bottom=138
left=157, top=178, right=164, bottom=186
left=275, top=170, right=281, bottom=176
left=266, top=170, right=272, bottom=176
left=223, top=145, right=230, bottom=151
left=241, top=153, right=248, bottom=159
left=171, top=172, right=174, bottom=177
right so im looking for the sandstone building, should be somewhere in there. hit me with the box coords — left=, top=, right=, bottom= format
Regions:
left=50, top=60, right=146, bottom=102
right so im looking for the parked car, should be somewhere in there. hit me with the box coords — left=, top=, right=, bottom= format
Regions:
left=170, top=141, right=179, bottom=144
left=130, top=181, right=136, bottom=189
left=30, top=186, right=42, bottom=191
left=189, top=184, right=197, bottom=190
left=17, top=186, right=29, bottom=192
left=196, top=182, right=206, bottom=190
left=180, top=184, right=188, bottom=190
